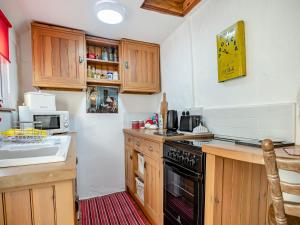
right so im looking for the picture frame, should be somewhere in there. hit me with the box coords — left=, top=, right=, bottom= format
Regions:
left=217, top=20, right=246, bottom=82
left=86, top=85, right=119, bottom=113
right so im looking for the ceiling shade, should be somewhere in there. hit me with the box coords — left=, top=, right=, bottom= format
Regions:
left=0, top=10, right=12, bottom=62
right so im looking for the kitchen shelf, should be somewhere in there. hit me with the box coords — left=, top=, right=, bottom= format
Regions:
left=134, top=170, right=144, bottom=181
left=0, top=108, right=16, bottom=112
left=86, top=78, right=122, bottom=86
left=134, top=193, right=144, bottom=206
left=86, top=58, right=119, bottom=65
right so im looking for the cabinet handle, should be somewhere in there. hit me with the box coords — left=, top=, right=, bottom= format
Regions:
left=144, top=162, right=147, bottom=169
left=136, top=141, right=140, bottom=147
left=148, top=146, right=153, bottom=152
left=124, top=61, right=129, bottom=69
left=130, top=155, right=133, bottom=160
left=79, top=56, right=84, bottom=63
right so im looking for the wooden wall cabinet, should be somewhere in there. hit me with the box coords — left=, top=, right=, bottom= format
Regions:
left=0, top=180, right=76, bottom=225
left=121, top=39, right=161, bottom=94
left=124, top=134, right=163, bottom=225
left=32, top=23, right=86, bottom=90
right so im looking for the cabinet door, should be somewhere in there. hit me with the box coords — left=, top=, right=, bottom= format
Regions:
left=32, top=186, right=56, bottom=225
left=125, top=146, right=135, bottom=193
left=121, top=39, right=160, bottom=93
left=144, top=155, right=163, bottom=225
left=0, top=194, right=4, bottom=225
left=5, top=190, right=33, bottom=225
left=32, top=23, right=86, bottom=89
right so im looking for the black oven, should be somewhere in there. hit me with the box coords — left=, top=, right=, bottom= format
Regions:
left=163, top=140, right=207, bottom=225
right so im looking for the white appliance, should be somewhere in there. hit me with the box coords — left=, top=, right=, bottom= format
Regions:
left=19, top=108, right=70, bottom=134
left=24, top=92, right=56, bottom=111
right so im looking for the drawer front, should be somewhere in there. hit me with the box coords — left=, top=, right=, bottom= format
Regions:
left=143, top=139, right=160, bottom=158
left=133, top=137, right=144, bottom=152
left=125, top=135, right=135, bottom=147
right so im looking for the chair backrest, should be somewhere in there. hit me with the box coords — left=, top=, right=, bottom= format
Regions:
left=262, top=139, right=300, bottom=225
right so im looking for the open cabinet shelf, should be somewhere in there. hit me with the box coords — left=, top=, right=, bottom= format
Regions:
left=134, top=170, right=144, bottom=182
left=86, top=58, right=119, bottom=65
left=86, top=78, right=122, bottom=86
left=85, top=35, right=121, bottom=86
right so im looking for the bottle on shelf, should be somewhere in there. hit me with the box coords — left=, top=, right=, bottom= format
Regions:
left=101, top=47, right=108, bottom=61
left=114, top=48, right=118, bottom=62
left=108, top=47, right=113, bottom=61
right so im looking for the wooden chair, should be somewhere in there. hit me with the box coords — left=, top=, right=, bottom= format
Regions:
left=262, top=139, right=300, bottom=225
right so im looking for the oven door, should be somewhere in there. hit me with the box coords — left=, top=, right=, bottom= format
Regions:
left=164, top=160, right=204, bottom=225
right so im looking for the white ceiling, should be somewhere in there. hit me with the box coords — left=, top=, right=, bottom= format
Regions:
left=1, top=0, right=187, bottom=43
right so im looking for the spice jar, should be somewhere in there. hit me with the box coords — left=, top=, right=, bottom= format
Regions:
left=139, top=120, right=145, bottom=128
left=132, top=120, right=139, bottom=129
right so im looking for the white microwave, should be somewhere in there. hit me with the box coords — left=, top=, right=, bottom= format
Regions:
left=19, top=108, right=70, bottom=134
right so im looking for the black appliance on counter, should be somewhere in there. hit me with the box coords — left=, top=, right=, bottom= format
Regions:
left=167, top=110, right=178, bottom=131
left=179, top=112, right=202, bottom=132
left=163, top=139, right=211, bottom=225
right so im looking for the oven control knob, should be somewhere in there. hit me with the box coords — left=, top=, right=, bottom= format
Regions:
left=64, top=122, right=69, bottom=128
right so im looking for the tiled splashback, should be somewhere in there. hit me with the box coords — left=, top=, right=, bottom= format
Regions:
left=203, top=103, right=296, bottom=142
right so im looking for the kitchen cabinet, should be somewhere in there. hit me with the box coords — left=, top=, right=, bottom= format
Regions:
left=124, top=133, right=163, bottom=225
left=203, top=144, right=272, bottom=225
left=0, top=133, right=77, bottom=225
left=121, top=39, right=160, bottom=94
left=0, top=197, right=3, bottom=225
left=32, top=22, right=86, bottom=90
left=144, top=155, right=163, bottom=225
left=125, top=145, right=135, bottom=193
left=0, top=180, right=75, bottom=225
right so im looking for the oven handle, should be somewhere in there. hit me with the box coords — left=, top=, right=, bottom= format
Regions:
left=164, top=160, right=202, bottom=181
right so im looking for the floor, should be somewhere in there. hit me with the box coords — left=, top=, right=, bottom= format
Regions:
left=80, top=192, right=151, bottom=225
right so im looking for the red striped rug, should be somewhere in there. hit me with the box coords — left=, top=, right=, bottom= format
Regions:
left=80, top=192, right=148, bottom=225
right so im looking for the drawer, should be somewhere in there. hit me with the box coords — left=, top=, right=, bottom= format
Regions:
left=125, top=135, right=135, bottom=147
left=143, top=139, right=160, bottom=158
left=133, top=137, right=143, bottom=151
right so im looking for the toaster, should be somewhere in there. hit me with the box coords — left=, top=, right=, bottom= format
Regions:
left=179, top=114, right=202, bottom=132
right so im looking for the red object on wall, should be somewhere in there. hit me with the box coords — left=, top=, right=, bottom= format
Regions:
left=0, top=10, right=12, bottom=62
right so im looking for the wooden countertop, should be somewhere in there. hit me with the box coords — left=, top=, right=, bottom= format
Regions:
left=202, top=140, right=300, bottom=165
left=123, top=128, right=214, bottom=143
left=0, top=133, right=77, bottom=190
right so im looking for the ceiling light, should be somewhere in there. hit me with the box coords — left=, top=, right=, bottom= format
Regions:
left=95, top=0, right=126, bottom=25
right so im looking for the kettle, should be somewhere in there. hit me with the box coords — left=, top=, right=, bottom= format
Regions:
left=167, top=110, right=178, bottom=131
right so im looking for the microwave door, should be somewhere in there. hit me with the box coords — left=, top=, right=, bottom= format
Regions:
left=33, top=115, right=60, bottom=130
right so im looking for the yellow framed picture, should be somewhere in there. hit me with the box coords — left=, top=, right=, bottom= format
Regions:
left=217, top=20, right=246, bottom=82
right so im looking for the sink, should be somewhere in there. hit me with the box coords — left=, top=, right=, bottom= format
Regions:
left=0, top=135, right=71, bottom=168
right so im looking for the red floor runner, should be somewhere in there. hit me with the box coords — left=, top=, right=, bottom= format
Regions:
left=80, top=192, right=147, bottom=225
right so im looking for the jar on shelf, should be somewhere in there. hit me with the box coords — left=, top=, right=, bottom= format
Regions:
left=113, top=72, right=119, bottom=80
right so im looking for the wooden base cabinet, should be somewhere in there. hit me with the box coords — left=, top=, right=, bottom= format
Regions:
left=0, top=180, right=76, bottom=225
left=125, top=145, right=135, bottom=193
left=144, top=155, right=163, bottom=225
left=204, top=154, right=269, bottom=225
left=124, top=134, right=163, bottom=225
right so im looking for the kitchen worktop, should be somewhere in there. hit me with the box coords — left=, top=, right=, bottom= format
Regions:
left=0, top=133, right=76, bottom=190
left=202, top=139, right=300, bottom=165
left=123, top=128, right=214, bottom=143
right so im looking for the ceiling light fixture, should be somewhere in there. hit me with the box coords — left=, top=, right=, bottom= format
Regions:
left=95, top=0, right=126, bottom=25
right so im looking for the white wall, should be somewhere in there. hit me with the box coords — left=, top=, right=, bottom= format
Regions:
left=161, top=0, right=300, bottom=141
left=18, top=28, right=159, bottom=199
